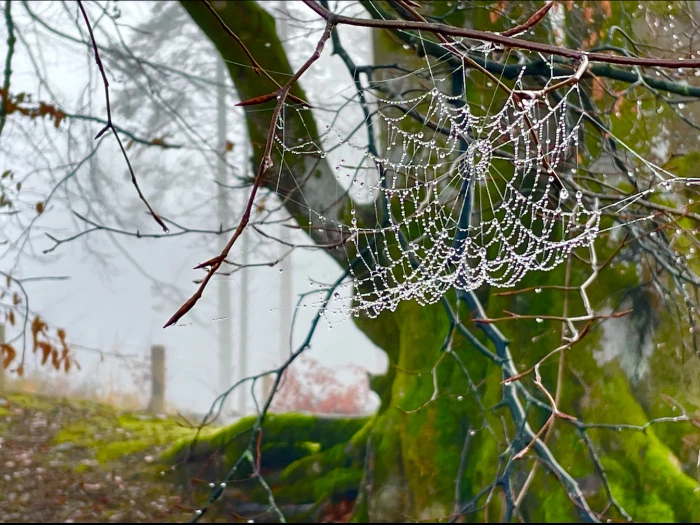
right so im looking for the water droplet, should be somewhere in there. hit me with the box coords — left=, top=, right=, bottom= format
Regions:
left=535, top=288, right=542, bottom=294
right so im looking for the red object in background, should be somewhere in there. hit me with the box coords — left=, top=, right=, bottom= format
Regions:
left=270, top=357, right=373, bottom=415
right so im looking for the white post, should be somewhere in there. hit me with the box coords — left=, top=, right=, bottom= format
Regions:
left=216, top=58, right=234, bottom=417
left=279, top=220, right=292, bottom=364
left=0, top=324, right=5, bottom=394
left=238, top=229, right=249, bottom=416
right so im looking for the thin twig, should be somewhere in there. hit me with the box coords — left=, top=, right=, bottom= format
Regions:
left=76, top=1, right=168, bottom=232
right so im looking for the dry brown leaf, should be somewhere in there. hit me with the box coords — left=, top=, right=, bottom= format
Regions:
left=489, top=1, right=507, bottom=24
left=592, top=77, right=605, bottom=101
left=1, top=344, right=16, bottom=369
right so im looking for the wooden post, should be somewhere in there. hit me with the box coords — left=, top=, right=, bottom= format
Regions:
left=0, top=325, right=5, bottom=394
left=148, top=344, right=166, bottom=414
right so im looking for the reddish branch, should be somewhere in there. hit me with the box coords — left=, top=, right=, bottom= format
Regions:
left=501, top=1, right=554, bottom=37
left=163, top=16, right=336, bottom=328
left=77, top=1, right=168, bottom=232
left=303, top=0, right=700, bottom=69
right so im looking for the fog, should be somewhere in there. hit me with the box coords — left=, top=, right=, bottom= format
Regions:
left=1, top=1, right=386, bottom=417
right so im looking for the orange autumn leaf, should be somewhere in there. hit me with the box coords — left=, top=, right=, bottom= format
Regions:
left=1, top=344, right=16, bottom=369
left=592, top=77, right=605, bottom=101
left=489, top=1, right=507, bottom=24
left=38, top=342, right=52, bottom=365
left=613, top=93, right=625, bottom=115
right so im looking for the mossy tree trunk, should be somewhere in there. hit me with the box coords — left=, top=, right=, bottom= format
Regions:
left=183, top=1, right=700, bottom=522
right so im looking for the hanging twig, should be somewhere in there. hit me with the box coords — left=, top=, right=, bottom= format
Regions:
left=76, top=1, right=168, bottom=232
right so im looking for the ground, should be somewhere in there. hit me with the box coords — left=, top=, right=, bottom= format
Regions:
left=0, top=392, right=196, bottom=523
left=0, top=392, right=363, bottom=524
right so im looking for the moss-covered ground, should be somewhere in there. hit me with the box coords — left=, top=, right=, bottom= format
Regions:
left=0, top=391, right=369, bottom=523
left=0, top=391, right=199, bottom=523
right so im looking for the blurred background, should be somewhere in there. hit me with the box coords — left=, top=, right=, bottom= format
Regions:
left=1, top=0, right=385, bottom=419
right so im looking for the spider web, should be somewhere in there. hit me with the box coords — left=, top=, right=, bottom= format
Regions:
left=345, top=71, right=598, bottom=318
left=274, top=42, right=699, bottom=321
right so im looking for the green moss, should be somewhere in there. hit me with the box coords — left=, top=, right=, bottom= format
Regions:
left=352, top=299, right=505, bottom=521
left=277, top=466, right=364, bottom=504
left=55, top=412, right=196, bottom=465
left=281, top=418, right=371, bottom=483
left=164, top=413, right=368, bottom=469
left=8, top=392, right=55, bottom=410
